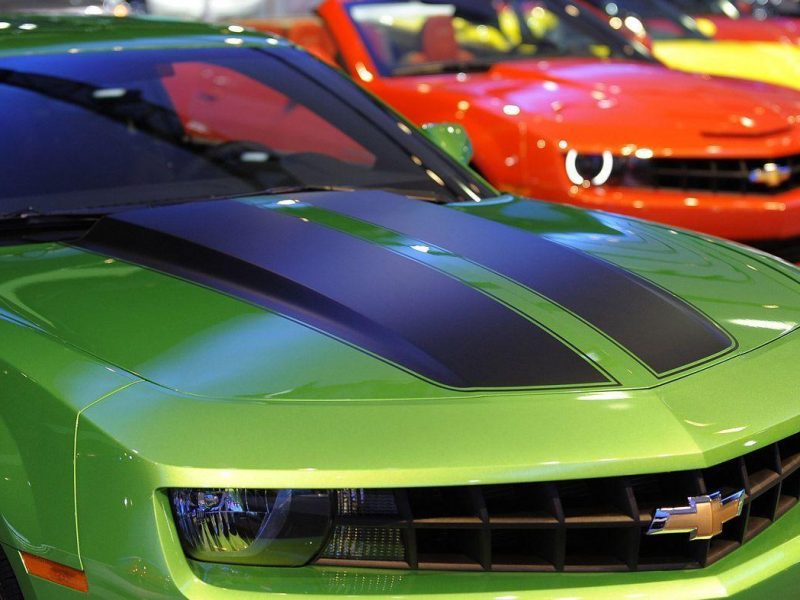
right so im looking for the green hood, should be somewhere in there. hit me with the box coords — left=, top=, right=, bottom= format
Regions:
left=1, top=192, right=797, bottom=402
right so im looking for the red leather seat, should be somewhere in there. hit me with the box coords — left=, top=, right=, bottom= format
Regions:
left=406, top=15, right=474, bottom=64
left=287, top=20, right=338, bottom=65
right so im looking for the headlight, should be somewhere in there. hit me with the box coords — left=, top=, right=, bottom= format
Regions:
left=564, top=150, right=615, bottom=186
left=170, top=488, right=332, bottom=566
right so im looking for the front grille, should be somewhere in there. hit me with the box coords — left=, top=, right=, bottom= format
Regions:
left=316, top=432, right=800, bottom=572
left=623, top=154, right=800, bottom=195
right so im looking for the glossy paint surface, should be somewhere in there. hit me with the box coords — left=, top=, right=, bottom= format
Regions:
left=695, top=15, right=800, bottom=43
left=269, top=0, right=800, bottom=241
left=0, top=16, right=800, bottom=599
left=1, top=192, right=800, bottom=597
left=653, top=38, right=800, bottom=90
left=2, top=195, right=798, bottom=396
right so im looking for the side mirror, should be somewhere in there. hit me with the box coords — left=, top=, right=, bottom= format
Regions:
left=421, top=122, right=474, bottom=166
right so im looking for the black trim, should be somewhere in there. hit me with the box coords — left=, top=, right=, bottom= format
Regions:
left=307, top=192, right=734, bottom=374
left=75, top=199, right=608, bottom=388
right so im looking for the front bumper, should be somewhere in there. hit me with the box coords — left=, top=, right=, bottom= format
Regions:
left=60, top=332, right=800, bottom=599
left=562, top=185, right=800, bottom=244
left=178, top=504, right=800, bottom=600
left=22, top=499, right=800, bottom=598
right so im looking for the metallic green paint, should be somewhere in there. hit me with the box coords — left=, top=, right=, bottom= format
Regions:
left=0, top=14, right=275, bottom=57
left=3, top=196, right=799, bottom=597
left=1, top=198, right=797, bottom=401
left=421, top=123, right=474, bottom=166
left=1, top=14, right=800, bottom=599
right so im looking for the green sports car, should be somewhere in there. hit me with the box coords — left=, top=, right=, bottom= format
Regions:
left=1, top=13, right=800, bottom=600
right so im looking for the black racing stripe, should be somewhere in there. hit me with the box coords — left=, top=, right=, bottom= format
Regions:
left=307, top=192, right=733, bottom=374
left=75, top=200, right=607, bottom=388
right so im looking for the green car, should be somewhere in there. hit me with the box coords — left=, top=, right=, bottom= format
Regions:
left=1, top=13, right=800, bottom=600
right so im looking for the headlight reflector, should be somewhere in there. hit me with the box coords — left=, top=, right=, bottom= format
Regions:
left=565, top=149, right=615, bottom=186
left=170, top=488, right=332, bottom=566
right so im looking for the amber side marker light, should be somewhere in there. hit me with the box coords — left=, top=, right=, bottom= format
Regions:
left=20, top=552, right=88, bottom=592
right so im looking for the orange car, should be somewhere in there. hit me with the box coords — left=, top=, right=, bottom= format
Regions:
left=244, top=0, right=800, bottom=258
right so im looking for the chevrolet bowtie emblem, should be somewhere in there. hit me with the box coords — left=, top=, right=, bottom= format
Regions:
left=749, top=163, right=791, bottom=188
left=647, top=490, right=745, bottom=540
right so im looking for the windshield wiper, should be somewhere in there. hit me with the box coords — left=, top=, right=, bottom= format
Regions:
left=0, top=209, right=107, bottom=243
left=393, top=61, right=495, bottom=76
left=0, top=207, right=107, bottom=220
left=0, top=208, right=105, bottom=229
left=221, top=184, right=356, bottom=200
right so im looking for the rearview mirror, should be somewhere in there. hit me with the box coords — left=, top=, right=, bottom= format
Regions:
left=421, top=123, right=474, bottom=166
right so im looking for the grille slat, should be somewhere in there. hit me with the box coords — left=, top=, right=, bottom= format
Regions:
left=317, top=433, right=800, bottom=572
left=629, top=154, right=800, bottom=195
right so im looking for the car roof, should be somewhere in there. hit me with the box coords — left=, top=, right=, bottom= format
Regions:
left=0, top=14, right=284, bottom=57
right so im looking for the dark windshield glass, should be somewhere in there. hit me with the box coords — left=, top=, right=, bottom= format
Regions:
left=348, top=0, right=649, bottom=77
left=0, top=46, right=492, bottom=217
left=671, top=0, right=741, bottom=16
left=763, top=0, right=800, bottom=17
left=582, top=0, right=708, bottom=40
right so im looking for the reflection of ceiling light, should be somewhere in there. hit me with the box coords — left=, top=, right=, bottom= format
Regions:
left=716, top=426, right=747, bottom=434
left=623, top=15, right=644, bottom=35
left=634, top=148, right=653, bottom=159
left=426, top=169, right=445, bottom=186
left=228, top=25, right=245, bottom=33
left=0, top=22, right=10, bottom=29
left=224, top=37, right=244, bottom=46
left=355, top=62, right=374, bottom=83
left=92, top=88, right=127, bottom=99
left=721, top=1, right=740, bottom=18
left=240, top=152, right=269, bottom=163
left=410, top=244, right=430, bottom=253
left=84, top=6, right=103, bottom=14
left=729, top=318, right=796, bottom=331
left=19, top=23, right=37, bottom=30
left=502, top=104, right=521, bottom=116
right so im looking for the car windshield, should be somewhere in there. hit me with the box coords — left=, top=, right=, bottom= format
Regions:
left=0, top=45, right=493, bottom=218
left=347, top=0, right=650, bottom=77
left=671, top=0, right=742, bottom=17
left=761, top=0, right=800, bottom=17
left=581, top=0, right=708, bottom=40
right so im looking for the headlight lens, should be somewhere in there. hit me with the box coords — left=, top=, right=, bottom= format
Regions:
left=565, top=150, right=615, bottom=186
left=170, top=488, right=332, bottom=566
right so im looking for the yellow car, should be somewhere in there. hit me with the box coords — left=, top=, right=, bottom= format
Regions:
left=582, top=0, right=800, bottom=90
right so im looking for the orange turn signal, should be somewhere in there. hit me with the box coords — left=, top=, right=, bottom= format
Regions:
left=20, top=552, right=88, bottom=592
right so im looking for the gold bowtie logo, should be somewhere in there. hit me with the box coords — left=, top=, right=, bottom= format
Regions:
left=647, top=490, right=745, bottom=540
left=749, top=163, right=791, bottom=188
